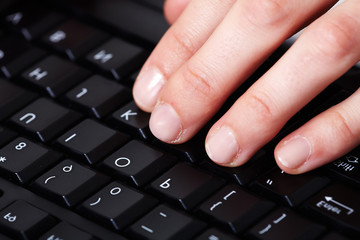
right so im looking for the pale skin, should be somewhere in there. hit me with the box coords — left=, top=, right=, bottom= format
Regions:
left=133, top=0, right=360, bottom=174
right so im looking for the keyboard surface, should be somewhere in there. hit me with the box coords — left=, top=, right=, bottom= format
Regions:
left=0, top=0, right=359, bottom=239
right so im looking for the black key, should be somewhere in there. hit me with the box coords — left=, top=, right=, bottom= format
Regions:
left=32, top=159, right=109, bottom=207
left=22, top=56, right=90, bottom=98
left=246, top=207, right=325, bottom=240
left=0, top=137, right=62, bottom=184
left=320, top=232, right=352, bottom=240
left=0, top=200, right=56, bottom=240
left=56, top=119, right=129, bottom=164
left=0, top=36, right=46, bottom=78
left=252, top=167, right=330, bottom=206
left=0, top=0, right=17, bottom=12
left=195, top=228, right=239, bottom=240
left=39, top=222, right=94, bottom=240
left=326, top=147, right=360, bottom=186
left=198, top=185, right=275, bottom=233
left=42, top=20, right=109, bottom=60
left=79, top=182, right=157, bottom=230
left=86, top=38, right=148, bottom=80
left=0, top=126, right=17, bottom=148
left=102, top=140, right=176, bottom=187
left=65, top=75, right=131, bottom=118
left=127, top=204, right=206, bottom=240
left=304, top=183, right=360, bottom=235
left=150, top=162, right=225, bottom=210
left=61, top=0, right=169, bottom=45
left=10, top=98, right=82, bottom=142
left=0, top=79, right=36, bottom=121
left=201, top=149, right=274, bottom=185
left=110, top=101, right=151, bottom=140
left=3, top=4, right=65, bottom=40
left=139, top=0, right=165, bottom=10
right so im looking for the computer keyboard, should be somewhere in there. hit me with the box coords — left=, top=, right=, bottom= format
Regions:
left=0, top=0, right=359, bottom=239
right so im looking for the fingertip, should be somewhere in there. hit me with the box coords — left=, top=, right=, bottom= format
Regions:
left=164, top=0, right=190, bottom=24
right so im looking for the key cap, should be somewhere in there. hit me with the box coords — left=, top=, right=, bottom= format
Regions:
left=39, top=222, right=94, bottom=240
left=198, top=184, right=275, bottom=234
left=320, top=232, right=352, bottom=240
left=56, top=119, right=129, bottom=164
left=304, top=183, right=360, bottom=235
left=110, top=101, right=151, bottom=140
left=246, top=207, right=325, bottom=240
left=0, top=200, right=56, bottom=240
left=101, top=140, right=176, bottom=187
left=32, top=159, right=109, bottom=207
left=0, top=36, right=46, bottom=78
left=127, top=204, right=206, bottom=240
left=194, top=228, right=239, bottom=240
left=0, top=137, right=62, bottom=184
left=0, top=126, right=17, bottom=148
left=201, top=149, right=274, bottom=185
left=3, top=4, right=65, bottom=40
left=326, top=147, right=360, bottom=186
left=60, top=0, right=169, bottom=45
left=79, top=182, right=157, bottom=230
left=10, top=98, right=82, bottom=142
left=42, top=20, right=109, bottom=60
left=86, top=38, right=148, bottom=80
left=139, top=0, right=165, bottom=10
left=252, top=167, right=330, bottom=206
left=65, top=75, right=131, bottom=118
left=150, top=162, right=225, bottom=210
left=22, top=56, right=90, bottom=98
left=0, top=79, right=37, bottom=121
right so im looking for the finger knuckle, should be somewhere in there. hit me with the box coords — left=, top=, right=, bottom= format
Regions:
left=168, top=26, right=198, bottom=56
left=180, top=63, right=221, bottom=104
left=242, top=0, right=289, bottom=29
left=311, top=16, right=356, bottom=61
left=327, top=109, right=356, bottom=143
left=247, top=91, right=278, bottom=124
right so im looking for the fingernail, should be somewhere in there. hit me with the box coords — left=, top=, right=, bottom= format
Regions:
left=150, top=103, right=182, bottom=143
left=276, top=135, right=312, bottom=169
left=134, top=67, right=165, bottom=110
left=205, top=126, right=239, bottom=165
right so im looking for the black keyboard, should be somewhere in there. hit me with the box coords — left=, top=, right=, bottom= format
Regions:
left=0, top=0, right=359, bottom=239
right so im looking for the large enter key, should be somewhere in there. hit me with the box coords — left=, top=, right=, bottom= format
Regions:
left=303, top=183, right=360, bottom=236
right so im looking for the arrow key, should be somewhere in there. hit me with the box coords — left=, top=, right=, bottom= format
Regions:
left=303, top=183, right=360, bottom=235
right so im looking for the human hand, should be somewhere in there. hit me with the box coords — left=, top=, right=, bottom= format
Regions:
left=133, top=0, right=360, bottom=174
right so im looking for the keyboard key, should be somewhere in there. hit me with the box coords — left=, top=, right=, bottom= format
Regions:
left=326, top=147, right=360, bottom=186
left=32, top=159, right=109, bottom=207
left=0, top=137, right=62, bottom=184
left=22, top=56, right=90, bottom=98
left=139, top=0, right=165, bottom=10
left=0, top=200, right=56, bottom=240
left=0, top=79, right=37, bottom=121
left=56, top=119, right=129, bottom=164
left=320, top=232, right=352, bottom=240
left=198, top=185, right=275, bottom=234
left=79, top=182, right=157, bottom=230
left=0, top=36, right=46, bottom=78
left=127, top=204, right=206, bottom=240
left=252, top=167, right=330, bottom=206
left=3, top=4, right=65, bottom=40
left=0, top=126, right=17, bottom=148
left=65, top=75, right=131, bottom=118
left=150, top=162, right=225, bottom=210
left=101, top=140, right=176, bottom=187
left=86, top=38, right=148, bottom=80
left=110, top=101, right=151, bottom=140
left=201, top=149, right=274, bottom=185
left=39, top=222, right=94, bottom=240
left=246, top=207, right=325, bottom=240
left=61, top=0, right=169, bottom=45
left=10, top=98, right=82, bottom=142
left=194, top=228, right=239, bottom=240
left=304, top=183, right=360, bottom=235
left=42, top=20, right=109, bottom=60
